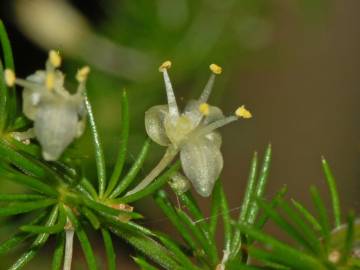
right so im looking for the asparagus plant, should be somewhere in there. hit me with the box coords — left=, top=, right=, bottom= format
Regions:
left=0, top=20, right=358, bottom=270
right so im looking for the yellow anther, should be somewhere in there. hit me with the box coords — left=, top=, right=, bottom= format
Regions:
left=46, top=72, right=55, bottom=90
left=235, top=105, right=252, bottom=119
left=209, top=63, right=222, bottom=75
left=159, top=60, right=172, bottom=72
left=4, top=69, right=16, bottom=87
left=199, top=103, right=210, bottom=116
left=76, top=66, right=90, bottom=82
left=49, top=50, right=61, bottom=68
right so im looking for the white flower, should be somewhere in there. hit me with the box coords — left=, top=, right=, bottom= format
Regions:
left=142, top=61, right=252, bottom=197
left=4, top=50, right=89, bottom=161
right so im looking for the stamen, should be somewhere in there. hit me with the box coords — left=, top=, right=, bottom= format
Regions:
left=235, top=105, right=252, bottom=119
left=158, top=61, right=179, bottom=118
left=190, top=115, right=238, bottom=140
left=198, top=103, right=210, bottom=116
left=158, top=60, right=172, bottom=72
left=11, top=78, right=43, bottom=90
left=4, top=69, right=16, bottom=87
left=49, top=50, right=61, bottom=68
left=46, top=72, right=55, bottom=90
left=76, top=66, right=90, bottom=82
left=198, top=63, right=222, bottom=103
left=210, top=63, right=222, bottom=75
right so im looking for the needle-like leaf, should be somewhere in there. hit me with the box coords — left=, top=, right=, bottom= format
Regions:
left=67, top=208, right=99, bottom=270
left=321, top=157, right=341, bottom=227
left=154, top=190, right=197, bottom=251
left=8, top=206, right=58, bottom=270
left=0, top=199, right=56, bottom=217
left=209, top=180, right=221, bottom=238
left=51, top=233, right=65, bottom=270
left=231, top=151, right=258, bottom=257
left=84, top=92, right=106, bottom=197
left=310, top=186, right=331, bottom=245
left=106, top=90, right=130, bottom=196
left=247, top=144, right=272, bottom=224
left=101, top=229, right=116, bottom=270
left=109, top=139, right=151, bottom=198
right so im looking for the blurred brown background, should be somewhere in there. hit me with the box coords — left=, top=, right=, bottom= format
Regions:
left=0, top=0, right=359, bottom=268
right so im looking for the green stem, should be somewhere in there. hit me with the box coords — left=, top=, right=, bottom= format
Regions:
left=125, top=146, right=178, bottom=196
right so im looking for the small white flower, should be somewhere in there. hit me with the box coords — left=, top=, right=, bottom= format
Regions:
left=143, top=61, right=252, bottom=197
left=4, top=50, right=89, bottom=161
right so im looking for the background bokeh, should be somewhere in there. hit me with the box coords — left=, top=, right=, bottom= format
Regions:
left=1, top=0, right=360, bottom=269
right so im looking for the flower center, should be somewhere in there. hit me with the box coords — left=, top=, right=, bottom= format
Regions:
left=164, top=115, right=195, bottom=147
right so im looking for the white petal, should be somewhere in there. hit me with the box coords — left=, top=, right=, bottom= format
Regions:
left=184, top=100, right=202, bottom=125
left=203, top=106, right=224, bottom=125
left=22, top=71, right=45, bottom=120
left=35, top=103, right=79, bottom=160
left=22, top=89, right=41, bottom=120
left=145, top=105, right=170, bottom=146
left=184, top=100, right=224, bottom=127
left=180, top=137, right=223, bottom=197
left=205, top=131, right=222, bottom=149
left=26, top=71, right=46, bottom=84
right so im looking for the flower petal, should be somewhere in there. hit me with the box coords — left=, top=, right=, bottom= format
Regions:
left=180, top=137, right=223, bottom=197
left=183, top=99, right=203, bottom=125
left=145, top=105, right=170, bottom=146
left=184, top=100, right=224, bottom=127
left=22, top=71, right=46, bottom=120
left=34, top=103, right=79, bottom=160
left=203, top=105, right=224, bottom=125
left=205, top=131, right=222, bottom=149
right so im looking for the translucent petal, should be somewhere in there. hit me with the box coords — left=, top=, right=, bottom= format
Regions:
left=21, top=71, right=66, bottom=120
left=205, top=131, right=222, bottom=149
left=22, top=89, right=41, bottom=120
left=34, top=103, right=79, bottom=161
left=145, top=105, right=170, bottom=146
left=22, top=71, right=46, bottom=120
left=26, top=71, right=46, bottom=84
left=180, top=137, right=223, bottom=197
left=184, top=100, right=224, bottom=127
left=184, top=99, right=202, bottom=125
left=203, top=105, right=224, bottom=125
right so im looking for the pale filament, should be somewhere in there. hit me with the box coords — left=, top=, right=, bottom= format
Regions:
left=199, top=73, right=215, bottom=103
left=162, top=69, right=179, bottom=118
left=189, top=115, right=238, bottom=141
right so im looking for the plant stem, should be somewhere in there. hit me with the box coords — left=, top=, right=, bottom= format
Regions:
left=125, top=146, right=178, bottom=196
left=63, top=220, right=75, bottom=270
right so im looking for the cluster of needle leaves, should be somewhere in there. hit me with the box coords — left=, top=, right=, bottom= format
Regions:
left=0, top=20, right=359, bottom=270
